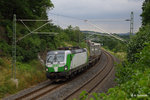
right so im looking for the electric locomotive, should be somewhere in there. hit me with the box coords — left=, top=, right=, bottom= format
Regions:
left=45, top=41, right=101, bottom=81
left=45, top=47, right=88, bottom=80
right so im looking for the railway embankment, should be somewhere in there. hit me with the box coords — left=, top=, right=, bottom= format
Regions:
left=3, top=50, right=117, bottom=100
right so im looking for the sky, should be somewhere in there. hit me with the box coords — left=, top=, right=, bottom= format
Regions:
left=47, top=0, right=144, bottom=33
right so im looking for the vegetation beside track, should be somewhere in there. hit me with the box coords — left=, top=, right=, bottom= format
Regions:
left=0, top=41, right=87, bottom=99
left=102, top=48, right=126, bottom=61
left=78, top=0, right=150, bottom=99
left=0, top=0, right=88, bottom=98
left=0, top=0, right=126, bottom=98
left=1, top=0, right=149, bottom=99
left=79, top=43, right=150, bottom=100
left=0, top=58, right=46, bottom=98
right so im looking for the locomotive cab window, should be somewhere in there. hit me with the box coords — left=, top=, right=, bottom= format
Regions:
left=47, top=52, right=65, bottom=63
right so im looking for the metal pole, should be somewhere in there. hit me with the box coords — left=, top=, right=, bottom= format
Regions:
left=14, top=14, right=16, bottom=79
left=131, top=12, right=134, bottom=35
left=78, top=32, right=80, bottom=45
left=11, top=17, right=56, bottom=80
left=130, top=12, right=134, bottom=37
left=12, top=14, right=16, bottom=79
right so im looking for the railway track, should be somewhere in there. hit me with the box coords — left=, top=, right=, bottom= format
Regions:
left=62, top=51, right=114, bottom=100
left=16, top=84, right=64, bottom=100
left=3, top=80, right=65, bottom=100
left=3, top=50, right=115, bottom=100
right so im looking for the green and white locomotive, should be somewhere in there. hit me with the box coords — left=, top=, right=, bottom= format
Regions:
left=45, top=47, right=88, bottom=80
left=45, top=41, right=101, bottom=81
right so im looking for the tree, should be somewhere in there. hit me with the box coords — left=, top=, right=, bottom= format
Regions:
left=127, top=0, right=150, bottom=63
left=127, top=25, right=150, bottom=63
left=0, top=0, right=53, bottom=19
left=141, top=0, right=150, bottom=25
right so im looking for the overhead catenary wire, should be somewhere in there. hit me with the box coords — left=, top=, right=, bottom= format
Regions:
left=17, top=19, right=52, bottom=22
left=86, top=18, right=128, bottom=22
left=49, top=12, right=126, bottom=42
left=17, top=21, right=52, bottom=42
left=49, top=13, right=128, bottom=22
left=84, top=20, right=125, bottom=42
left=12, top=14, right=59, bottom=80
left=49, top=12, right=84, bottom=21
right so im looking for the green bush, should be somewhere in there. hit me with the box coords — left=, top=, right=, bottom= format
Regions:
left=0, top=58, right=4, bottom=66
left=79, top=43, right=150, bottom=100
left=0, top=40, right=11, bottom=56
left=115, top=62, right=134, bottom=85
left=127, top=25, right=150, bottom=63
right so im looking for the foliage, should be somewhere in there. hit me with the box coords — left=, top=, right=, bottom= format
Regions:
left=103, top=48, right=127, bottom=61
left=115, top=62, right=134, bottom=85
left=0, top=59, right=46, bottom=98
left=108, top=42, right=150, bottom=99
left=79, top=91, right=88, bottom=100
left=0, top=0, right=86, bottom=62
left=0, top=58, right=4, bottom=66
left=102, top=36, right=126, bottom=53
left=0, top=39, right=11, bottom=56
left=0, top=0, right=53, bottom=19
left=127, top=0, right=150, bottom=63
left=0, top=0, right=54, bottom=61
left=141, top=0, right=150, bottom=25
left=84, top=32, right=127, bottom=53
left=0, top=0, right=88, bottom=99
left=79, top=43, right=150, bottom=100
left=92, top=2, right=150, bottom=98
left=127, top=25, right=150, bottom=63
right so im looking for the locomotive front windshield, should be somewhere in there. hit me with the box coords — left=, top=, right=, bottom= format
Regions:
left=47, top=53, right=65, bottom=63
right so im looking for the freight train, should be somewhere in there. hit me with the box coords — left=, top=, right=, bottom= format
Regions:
left=45, top=41, right=101, bottom=81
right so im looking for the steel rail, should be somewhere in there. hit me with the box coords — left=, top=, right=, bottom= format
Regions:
left=63, top=50, right=114, bottom=100
left=4, top=51, right=114, bottom=100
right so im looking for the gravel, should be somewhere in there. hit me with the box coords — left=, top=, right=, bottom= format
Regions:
left=3, top=51, right=119, bottom=100
left=3, top=80, right=52, bottom=100
left=38, top=52, right=108, bottom=100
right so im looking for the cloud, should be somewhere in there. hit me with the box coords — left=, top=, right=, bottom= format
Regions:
left=48, top=0, right=144, bottom=33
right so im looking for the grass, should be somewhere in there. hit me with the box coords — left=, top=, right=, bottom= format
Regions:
left=102, top=47, right=127, bottom=61
left=0, top=57, right=47, bottom=99
left=0, top=41, right=89, bottom=99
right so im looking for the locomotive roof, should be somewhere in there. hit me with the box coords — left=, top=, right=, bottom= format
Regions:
left=58, top=46, right=80, bottom=50
left=47, top=50, right=67, bottom=55
left=93, top=43, right=100, bottom=45
left=47, top=48, right=87, bottom=55
left=71, top=48, right=86, bottom=54
left=90, top=42, right=101, bottom=46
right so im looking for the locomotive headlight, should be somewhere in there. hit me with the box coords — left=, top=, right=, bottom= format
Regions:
left=64, top=66, right=68, bottom=71
left=46, top=68, right=48, bottom=71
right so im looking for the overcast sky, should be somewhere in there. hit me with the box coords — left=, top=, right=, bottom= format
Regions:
left=47, top=0, right=144, bottom=33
